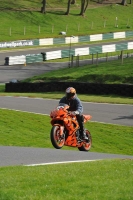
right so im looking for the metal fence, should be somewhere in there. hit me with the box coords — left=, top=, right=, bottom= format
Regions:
left=69, top=50, right=133, bottom=67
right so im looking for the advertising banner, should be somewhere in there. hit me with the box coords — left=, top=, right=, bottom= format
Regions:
left=0, top=40, right=34, bottom=48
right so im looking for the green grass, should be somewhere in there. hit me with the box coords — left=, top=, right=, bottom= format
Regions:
left=0, top=85, right=5, bottom=92
left=23, top=58, right=133, bottom=84
left=0, top=0, right=133, bottom=42
left=1, top=109, right=133, bottom=155
left=0, top=89, right=133, bottom=104
left=0, top=159, right=133, bottom=200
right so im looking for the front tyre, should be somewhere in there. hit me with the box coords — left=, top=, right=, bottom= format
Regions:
left=78, top=130, right=92, bottom=151
left=50, top=125, right=65, bottom=149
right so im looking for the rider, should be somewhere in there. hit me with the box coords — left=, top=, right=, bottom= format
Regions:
left=59, top=87, right=88, bottom=140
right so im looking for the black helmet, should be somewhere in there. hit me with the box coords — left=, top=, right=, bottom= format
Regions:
left=66, top=87, right=76, bottom=99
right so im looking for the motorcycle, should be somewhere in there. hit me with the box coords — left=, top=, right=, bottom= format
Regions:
left=50, top=103, right=92, bottom=151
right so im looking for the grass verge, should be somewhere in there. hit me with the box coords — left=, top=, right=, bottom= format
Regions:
left=0, top=159, right=133, bottom=200
left=0, top=90, right=133, bottom=104
left=22, top=58, right=133, bottom=84
left=1, top=109, right=133, bottom=155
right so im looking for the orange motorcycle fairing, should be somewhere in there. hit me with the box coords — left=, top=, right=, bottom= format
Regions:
left=83, top=115, right=92, bottom=123
left=64, top=131, right=78, bottom=147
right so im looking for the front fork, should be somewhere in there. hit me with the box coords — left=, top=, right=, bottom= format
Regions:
left=59, top=126, right=65, bottom=137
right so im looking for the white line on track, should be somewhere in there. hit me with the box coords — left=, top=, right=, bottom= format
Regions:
left=24, top=160, right=100, bottom=167
left=0, top=107, right=127, bottom=126
left=0, top=107, right=49, bottom=116
left=1, top=96, right=133, bottom=106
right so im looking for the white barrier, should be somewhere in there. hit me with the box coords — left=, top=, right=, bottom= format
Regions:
left=45, top=50, right=61, bottom=60
left=90, top=34, right=102, bottom=41
left=114, top=32, right=126, bottom=39
left=5, top=41, right=133, bottom=65
left=8, top=55, right=26, bottom=65
left=75, top=47, right=89, bottom=56
left=65, top=37, right=78, bottom=44
left=40, top=38, right=53, bottom=46
left=102, top=44, right=116, bottom=53
left=128, top=42, right=133, bottom=50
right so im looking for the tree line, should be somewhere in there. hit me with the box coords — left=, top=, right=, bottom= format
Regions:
left=41, top=0, right=132, bottom=16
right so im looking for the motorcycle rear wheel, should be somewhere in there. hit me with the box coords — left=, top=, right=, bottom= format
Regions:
left=50, top=125, right=65, bottom=149
left=78, top=130, right=92, bottom=151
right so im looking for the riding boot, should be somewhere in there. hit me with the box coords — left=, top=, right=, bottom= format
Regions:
left=79, top=121, right=88, bottom=140
left=76, top=115, right=88, bottom=140
left=80, top=129, right=88, bottom=140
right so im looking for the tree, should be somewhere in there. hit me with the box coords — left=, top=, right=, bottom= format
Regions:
left=65, top=0, right=89, bottom=16
left=79, top=0, right=89, bottom=16
left=121, top=0, right=127, bottom=5
left=65, top=0, right=71, bottom=15
left=41, top=0, right=46, bottom=13
left=71, top=0, right=76, bottom=3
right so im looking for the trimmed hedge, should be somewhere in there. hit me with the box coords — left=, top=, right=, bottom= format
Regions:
left=5, top=82, right=133, bottom=97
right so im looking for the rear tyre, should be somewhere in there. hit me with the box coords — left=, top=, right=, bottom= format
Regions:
left=78, top=130, right=92, bottom=151
left=50, top=125, right=65, bottom=149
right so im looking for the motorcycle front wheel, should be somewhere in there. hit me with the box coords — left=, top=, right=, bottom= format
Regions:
left=50, top=125, right=65, bottom=149
left=78, top=130, right=92, bottom=151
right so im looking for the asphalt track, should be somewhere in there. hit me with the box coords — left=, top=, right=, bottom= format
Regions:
left=1, top=146, right=133, bottom=167
left=0, top=97, right=133, bottom=167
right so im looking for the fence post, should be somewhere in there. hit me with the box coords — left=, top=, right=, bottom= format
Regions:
left=126, top=18, right=129, bottom=26
left=66, top=25, right=68, bottom=33
left=76, top=55, right=79, bottom=67
left=104, top=20, right=106, bottom=28
left=115, top=17, right=118, bottom=27
left=106, top=52, right=108, bottom=62
left=121, top=50, right=123, bottom=64
left=52, top=25, right=54, bottom=33
left=24, top=27, right=26, bottom=35
left=77, top=54, right=79, bottom=67
left=92, top=54, right=94, bottom=64
left=71, top=55, right=74, bottom=67
left=91, top=22, right=93, bottom=29
left=78, top=24, right=80, bottom=31
left=9, top=27, right=11, bottom=36
left=96, top=52, right=98, bottom=65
